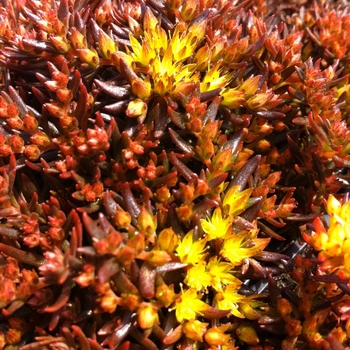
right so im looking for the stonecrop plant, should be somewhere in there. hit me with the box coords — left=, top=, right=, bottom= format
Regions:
left=1, top=0, right=350, bottom=348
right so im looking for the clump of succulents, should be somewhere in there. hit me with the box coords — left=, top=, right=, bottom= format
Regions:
left=0, top=0, right=350, bottom=348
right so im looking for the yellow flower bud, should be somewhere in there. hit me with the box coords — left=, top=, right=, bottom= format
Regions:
left=115, top=210, right=131, bottom=229
left=236, top=323, right=259, bottom=345
left=126, top=99, right=147, bottom=118
left=138, top=207, right=157, bottom=236
left=137, top=303, right=159, bottom=329
left=155, top=284, right=175, bottom=307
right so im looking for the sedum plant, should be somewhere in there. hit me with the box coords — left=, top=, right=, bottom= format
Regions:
left=0, top=0, right=350, bottom=349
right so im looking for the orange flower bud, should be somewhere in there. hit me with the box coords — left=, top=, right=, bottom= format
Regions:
left=30, top=131, right=50, bottom=148
left=204, top=327, right=231, bottom=346
left=155, top=186, right=170, bottom=203
left=76, top=48, right=100, bottom=67
left=24, top=144, right=41, bottom=161
left=23, top=114, right=38, bottom=132
left=277, top=298, right=292, bottom=318
left=115, top=210, right=131, bottom=229
left=57, top=88, right=73, bottom=103
left=157, top=227, right=179, bottom=252
left=8, top=133, right=24, bottom=152
left=0, top=144, right=12, bottom=157
left=100, top=289, right=120, bottom=313
left=7, top=117, right=23, bottom=129
left=183, top=320, right=208, bottom=342
left=44, top=102, right=65, bottom=118
left=212, top=148, right=234, bottom=172
left=69, top=28, right=87, bottom=49
left=74, top=264, right=95, bottom=288
left=131, top=78, right=152, bottom=99
left=5, top=328, right=21, bottom=345
left=121, top=293, right=141, bottom=311
left=148, top=250, right=172, bottom=267
left=256, top=139, right=271, bottom=151
left=50, top=35, right=70, bottom=53
left=7, top=102, right=18, bottom=118
left=115, top=246, right=135, bottom=266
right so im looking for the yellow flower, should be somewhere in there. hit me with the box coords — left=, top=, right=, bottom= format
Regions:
left=304, top=195, right=350, bottom=258
left=220, top=76, right=261, bottom=109
left=112, top=7, right=237, bottom=99
left=222, top=185, right=253, bottom=216
left=201, top=208, right=232, bottom=240
left=172, top=287, right=209, bottom=322
left=200, top=61, right=235, bottom=93
left=303, top=195, right=350, bottom=278
left=215, top=285, right=248, bottom=318
left=220, top=231, right=270, bottom=267
left=185, top=261, right=211, bottom=292
left=207, top=257, right=241, bottom=291
left=176, top=230, right=207, bottom=265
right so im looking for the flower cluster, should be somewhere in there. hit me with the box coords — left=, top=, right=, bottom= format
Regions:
left=303, top=195, right=350, bottom=278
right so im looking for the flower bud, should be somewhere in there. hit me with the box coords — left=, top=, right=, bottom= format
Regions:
left=183, top=320, right=208, bottom=342
left=256, top=139, right=271, bottom=151
left=181, top=0, right=198, bottom=21
left=98, top=30, right=116, bottom=59
left=277, top=298, right=292, bottom=318
left=7, top=117, right=23, bottom=129
left=30, top=131, right=50, bottom=148
left=121, top=293, right=141, bottom=311
left=138, top=207, right=157, bottom=236
left=8, top=133, right=24, bottom=152
left=236, top=323, right=259, bottom=345
left=126, top=99, right=147, bottom=118
left=23, top=114, right=38, bottom=132
left=155, top=284, right=175, bottom=307
left=0, top=144, right=12, bottom=157
left=155, top=186, right=170, bottom=203
left=148, top=250, right=172, bottom=267
left=131, top=78, right=152, bottom=99
left=212, top=148, right=234, bottom=172
left=100, top=289, right=120, bottom=313
left=57, top=88, right=73, bottom=103
left=115, top=246, right=135, bottom=266
left=157, top=228, right=179, bottom=252
left=24, top=144, right=41, bottom=161
left=69, top=28, right=87, bottom=49
left=76, top=48, right=100, bottom=67
left=115, top=210, right=131, bottom=228
left=137, top=303, right=159, bottom=329
left=204, top=327, right=231, bottom=346
left=167, top=0, right=182, bottom=10
left=5, top=328, right=21, bottom=345
left=50, top=35, right=70, bottom=53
